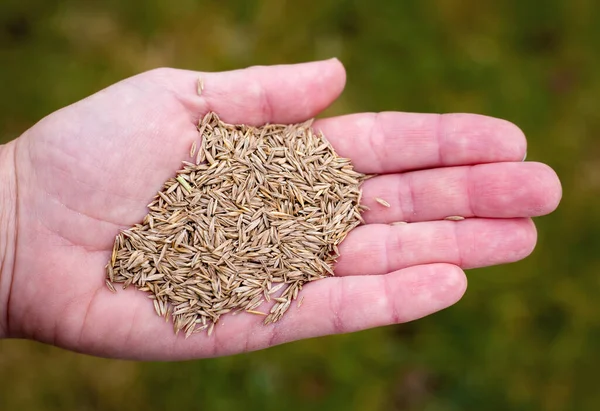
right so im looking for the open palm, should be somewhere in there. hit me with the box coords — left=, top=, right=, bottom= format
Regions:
left=3, top=60, right=561, bottom=360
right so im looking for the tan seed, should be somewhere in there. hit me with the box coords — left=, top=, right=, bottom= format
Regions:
left=197, top=76, right=204, bottom=96
left=105, top=112, right=368, bottom=336
left=444, top=215, right=465, bottom=221
left=375, top=197, right=391, bottom=207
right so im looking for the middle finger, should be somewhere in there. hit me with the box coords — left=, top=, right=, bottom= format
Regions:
left=360, top=161, right=561, bottom=224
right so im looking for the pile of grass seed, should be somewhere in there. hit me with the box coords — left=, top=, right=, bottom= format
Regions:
left=106, top=112, right=366, bottom=337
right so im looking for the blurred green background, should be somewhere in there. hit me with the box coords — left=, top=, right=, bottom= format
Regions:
left=0, top=0, right=597, bottom=410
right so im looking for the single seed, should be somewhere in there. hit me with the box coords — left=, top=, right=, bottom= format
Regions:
left=246, top=310, right=268, bottom=316
left=375, top=197, right=391, bottom=207
left=197, top=76, right=204, bottom=96
left=390, top=221, right=408, bottom=226
left=176, top=175, right=193, bottom=193
left=190, top=140, right=197, bottom=158
left=105, top=279, right=116, bottom=293
left=444, top=215, right=465, bottom=221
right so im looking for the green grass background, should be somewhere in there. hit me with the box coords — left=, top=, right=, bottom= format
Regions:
left=1, top=0, right=598, bottom=410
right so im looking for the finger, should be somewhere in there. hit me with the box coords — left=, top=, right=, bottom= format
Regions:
left=78, top=263, right=465, bottom=360
left=313, top=112, right=527, bottom=173
left=335, top=218, right=537, bottom=276
left=360, top=162, right=562, bottom=224
left=147, top=59, right=347, bottom=125
left=242, top=263, right=467, bottom=351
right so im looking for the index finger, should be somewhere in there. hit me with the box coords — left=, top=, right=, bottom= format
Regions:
left=314, top=112, right=527, bottom=174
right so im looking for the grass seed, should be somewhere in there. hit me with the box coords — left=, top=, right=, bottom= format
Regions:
left=105, top=112, right=367, bottom=336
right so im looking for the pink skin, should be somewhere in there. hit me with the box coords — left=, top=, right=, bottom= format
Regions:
left=0, top=59, right=562, bottom=360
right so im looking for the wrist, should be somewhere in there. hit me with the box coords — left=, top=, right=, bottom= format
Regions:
left=0, top=141, right=17, bottom=339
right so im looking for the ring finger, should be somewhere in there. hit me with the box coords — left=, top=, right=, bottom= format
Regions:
left=334, top=218, right=537, bottom=276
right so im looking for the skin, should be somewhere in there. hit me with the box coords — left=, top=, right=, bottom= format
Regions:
left=0, top=59, right=562, bottom=360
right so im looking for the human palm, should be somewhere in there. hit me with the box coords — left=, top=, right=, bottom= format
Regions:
left=2, top=60, right=561, bottom=360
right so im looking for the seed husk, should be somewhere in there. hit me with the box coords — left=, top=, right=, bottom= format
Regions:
left=197, top=76, right=204, bottom=96
left=390, top=221, right=408, bottom=226
left=375, top=197, right=391, bottom=207
left=105, top=112, right=367, bottom=336
left=444, top=215, right=465, bottom=221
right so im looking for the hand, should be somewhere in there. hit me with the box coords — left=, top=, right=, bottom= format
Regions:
left=0, top=59, right=561, bottom=360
